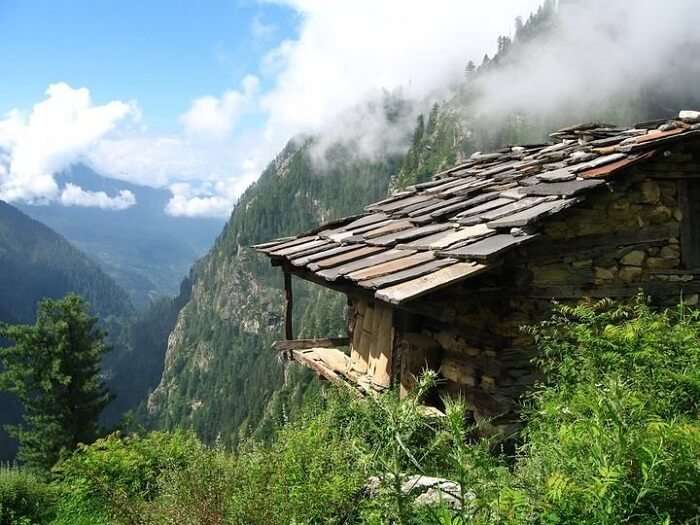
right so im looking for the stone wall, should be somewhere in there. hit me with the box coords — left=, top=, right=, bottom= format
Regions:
left=392, top=141, right=700, bottom=432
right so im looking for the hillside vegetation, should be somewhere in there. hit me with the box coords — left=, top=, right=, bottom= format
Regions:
left=4, top=298, right=699, bottom=524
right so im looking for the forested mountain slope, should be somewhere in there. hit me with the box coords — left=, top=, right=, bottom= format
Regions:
left=145, top=139, right=400, bottom=445
left=144, top=0, right=700, bottom=447
left=0, top=200, right=134, bottom=460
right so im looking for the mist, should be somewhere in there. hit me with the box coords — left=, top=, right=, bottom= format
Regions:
left=473, top=0, right=700, bottom=122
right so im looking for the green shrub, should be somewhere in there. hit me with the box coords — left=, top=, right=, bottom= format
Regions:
left=0, top=465, right=55, bottom=525
left=51, top=430, right=201, bottom=525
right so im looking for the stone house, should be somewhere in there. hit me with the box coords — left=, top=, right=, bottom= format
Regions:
left=254, top=111, right=700, bottom=428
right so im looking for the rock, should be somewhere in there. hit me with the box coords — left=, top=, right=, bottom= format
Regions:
left=686, top=294, right=699, bottom=306
left=366, top=476, right=466, bottom=509
left=619, top=266, right=643, bottom=282
left=646, top=256, right=680, bottom=270
left=679, top=110, right=700, bottom=123
left=660, top=245, right=680, bottom=259
left=639, top=180, right=661, bottom=204
left=620, top=250, right=646, bottom=266
left=594, top=266, right=617, bottom=281
left=648, top=206, right=672, bottom=225
left=673, top=208, right=683, bottom=222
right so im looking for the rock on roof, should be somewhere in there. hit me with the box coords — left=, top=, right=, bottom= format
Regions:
left=254, top=111, right=700, bottom=305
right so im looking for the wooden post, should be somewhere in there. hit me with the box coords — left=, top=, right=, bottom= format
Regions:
left=284, top=270, right=294, bottom=340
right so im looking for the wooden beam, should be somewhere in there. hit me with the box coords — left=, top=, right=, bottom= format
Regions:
left=284, top=270, right=293, bottom=340
left=272, top=338, right=350, bottom=352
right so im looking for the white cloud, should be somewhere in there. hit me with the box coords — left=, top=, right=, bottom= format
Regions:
left=179, top=75, right=259, bottom=138
left=59, top=183, right=136, bottom=210
left=0, top=82, right=137, bottom=206
left=473, top=0, right=700, bottom=118
left=165, top=176, right=256, bottom=218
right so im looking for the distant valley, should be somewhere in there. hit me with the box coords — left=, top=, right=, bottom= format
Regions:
left=18, top=165, right=224, bottom=309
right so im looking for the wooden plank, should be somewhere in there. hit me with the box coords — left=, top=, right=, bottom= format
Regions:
left=486, top=198, right=580, bottom=229
left=258, top=235, right=316, bottom=253
left=273, top=338, right=350, bottom=351
left=357, top=301, right=374, bottom=374
left=366, top=223, right=451, bottom=247
left=362, top=219, right=414, bottom=239
left=284, top=271, right=293, bottom=340
left=407, top=196, right=462, bottom=217
left=292, top=349, right=342, bottom=382
left=523, top=179, right=605, bottom=196
left=350, top=300, right=369, bottom=374
left=316, top=249, right=414, bottom=281
left=291, top=244, right=354, bottom=266
left=679, top=179, right=700, bottom=269
left=369, top=194, right=433, bottom=213
left=284, top=241, right=335, bottom=260
left=346, top=251, right=435, bottom=281
left=375, top=262, right=488, bottom=304
left=369, top=302, right=394, bottom=387
left=441, top=233, right=537, bottom=261
left=392, top=197, right=444, bottom=216
left=358, top=258, right=458, bottom=289
left=308, top=246, right=385, bottom=271
left=365, top=190, right=415, bottom=211
left=251, top=236, right=296, bottom=250
left=338, top=212, right=389, bottom=231
left=270, top=238, right=328, bottom=257
left=452, top=197, right=514, bottom=219
left=478, top=196, right=553, bottom=222
left=426, top=223, right=495, bottom=250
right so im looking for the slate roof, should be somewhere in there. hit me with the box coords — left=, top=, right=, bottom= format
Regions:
left=254, top=111, right=700, bottom=305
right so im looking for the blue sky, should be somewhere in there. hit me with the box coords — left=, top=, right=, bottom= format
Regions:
left=0, top=0, right=298, bottom=132
left=0, top=1, right=547, bottom=217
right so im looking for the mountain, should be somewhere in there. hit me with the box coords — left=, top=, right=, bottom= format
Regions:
left=18, top=165, right=224, bottom=309
left=142, top=0, right=700, bottom=447
left=143, top=139, right=401, bottom=445
left=0, top=199, right=135, bottom=460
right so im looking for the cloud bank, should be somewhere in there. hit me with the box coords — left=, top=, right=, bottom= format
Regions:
left=5, top=1, right=697, bottom=218
left=0, top=83, right=138, bottom=209
left=474, top=0, right=700, bottom=119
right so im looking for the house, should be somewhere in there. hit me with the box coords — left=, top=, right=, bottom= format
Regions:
left=254, top=111, right=700, bottom=430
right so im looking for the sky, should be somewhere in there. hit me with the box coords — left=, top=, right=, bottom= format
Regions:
left=0, top=1, right=544, bottom=217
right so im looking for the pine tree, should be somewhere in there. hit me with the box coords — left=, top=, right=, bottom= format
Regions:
left=0, top=294, right=111, bottom=470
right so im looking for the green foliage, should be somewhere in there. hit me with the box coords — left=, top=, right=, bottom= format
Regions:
left=0, top=466, right=56, bottom=525
left=0, top=295, right=111, bottom=471
left=51, top=430, right=201, bottom=525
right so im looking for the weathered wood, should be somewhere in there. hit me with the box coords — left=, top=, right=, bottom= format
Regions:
left=486, top=198, right=580, bottom=229
left=363, top=219, right=414, bottom=239
left=375, top=262, right=487, bottom=304
left=442, top=233, right=537, bottom=261
left=453, top=197, right=514, bottom=219
left=368, top=301, right=394, bottom=387
left=291, top=244, right=355, bottom=267
left=270, top=238, right=328, bottom=257
left=365, top=190, right=416, bottom=211
left=272, top=338, right=350, bottom=352
left=284, top=270, right=293, bottom=340
left=285, top=241, right=335, bottom=260
left=366, top=224, right=451, bottom=247
left=578, top=151, right=655, bottom=178
left=399, top=332, right=441, bottom=398
left=346, top=251, right=435, bottom=281
left=478, top=196, right=553, bottom=223
left=349, top=299, right=367, bottom=373
left=339, top=212, right=390, bottom=231
left=251, top=236, right=296, bottom=250
left=370, top=194, right=432, bottom=213
left=316, top=249, right=413, bottom=281
left=308, top=246, right=385, bottom=271
left=523, top=179, right=605, bottom=196
left=258, top=235, right=316, bottom=254
left=358, top=258, right=457, bottom=289
left=679, top=179, right=700, bottom=269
